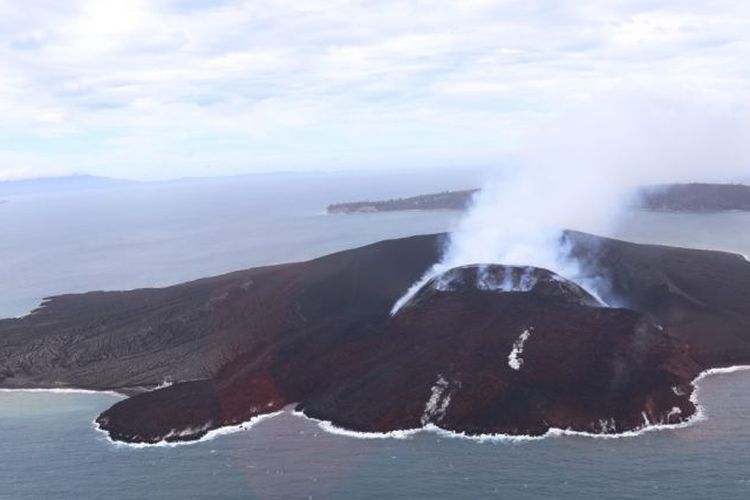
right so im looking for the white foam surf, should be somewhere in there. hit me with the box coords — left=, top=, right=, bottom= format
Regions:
left=290, top=365, right=750, bottom=443
left=93, top=411, right=284, bottom=449
left=0, top=387, right=123, bottom=397
left=290, top=409, right=422, bottom=440
left=89, top=365, right=750, bottom=447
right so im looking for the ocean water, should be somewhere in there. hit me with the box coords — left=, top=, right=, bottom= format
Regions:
left=1, top=172, right=750, bottom=499
left=2, top=370, right=750, bottom=500
left=0, top=171, right=473, bottom=318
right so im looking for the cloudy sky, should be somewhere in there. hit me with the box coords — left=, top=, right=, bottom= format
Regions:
left=1, top=0, right=749, bottom=180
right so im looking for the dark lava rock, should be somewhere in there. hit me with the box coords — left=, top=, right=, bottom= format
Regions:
left=568, top=231, right=750, bottom=367
left=0, top=235, right=442, bottom=390
left=2, top=232, right=750, bottom=444
left=293, top=267, right=699, bottom=438
left=96, top=264, right=698, bottom=444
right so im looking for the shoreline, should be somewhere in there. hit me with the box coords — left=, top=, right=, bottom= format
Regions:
left=92, top=411, right=285, bottom=449
left=0, top=387, right=125, bottom=397
left=84, top=365, right=750, bottom=449
left=0, top=384, right=163, bottom=397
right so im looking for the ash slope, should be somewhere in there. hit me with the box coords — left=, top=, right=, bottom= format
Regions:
left=2, top=233, right=750, bottom=443
left=0, top=235, right=441, bottom=391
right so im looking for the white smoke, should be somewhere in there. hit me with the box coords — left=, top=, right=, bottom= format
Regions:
left=392, top=91, right=750, bottom=314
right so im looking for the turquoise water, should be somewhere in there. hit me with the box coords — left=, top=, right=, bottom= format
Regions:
left=1, top=173, right=750, bottom=499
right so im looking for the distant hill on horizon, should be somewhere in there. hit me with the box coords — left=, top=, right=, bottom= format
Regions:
left=0, top=170, right=358, bottom=198
left=0, top=174, right=135, bottom=197
left=639, top=183, right=750, bottom=212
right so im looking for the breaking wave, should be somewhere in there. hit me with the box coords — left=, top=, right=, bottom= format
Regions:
left=286, top=366, right=750, bottom=443
left=291, top=410, right=422, bottom=440
left=93, top=411, right=284, bottom=449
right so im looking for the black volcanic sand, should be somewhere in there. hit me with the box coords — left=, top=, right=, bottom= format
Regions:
left=2, top=233, right=750, bottom=444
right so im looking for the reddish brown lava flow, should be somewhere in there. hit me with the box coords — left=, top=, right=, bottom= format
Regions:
left=2, top=232, right=750, bottom=443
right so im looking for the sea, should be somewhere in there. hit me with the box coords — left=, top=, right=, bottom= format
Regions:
left=1, top=171, right=749, bottom=500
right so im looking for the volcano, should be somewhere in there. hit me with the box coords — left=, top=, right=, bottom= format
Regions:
left=401, top=264, right=603, bottom=309
left=1, top=232, right=749, bottom=444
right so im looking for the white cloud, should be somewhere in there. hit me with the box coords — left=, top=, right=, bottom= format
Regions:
left=0, top=0, right=749, bottom=180
left=34, top=108, right=66, bottom=124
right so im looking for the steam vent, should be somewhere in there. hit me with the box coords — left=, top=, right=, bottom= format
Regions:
left=400, top=264, right=603, bottom=310
left=3, top=232, right=750, bottom=444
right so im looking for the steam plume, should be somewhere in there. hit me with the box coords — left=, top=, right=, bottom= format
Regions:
left=392, top=92, right=750, bottom=314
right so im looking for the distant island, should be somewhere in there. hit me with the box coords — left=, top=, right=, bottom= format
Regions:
left=639, top=183, right=750, bottom=211
left=2, top=232, right=750, bottom=444
left=328, top=189, right=479, bottom=214
left=328, top=183, right=750, bottom=214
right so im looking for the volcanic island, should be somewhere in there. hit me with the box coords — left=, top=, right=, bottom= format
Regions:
left=1, top=231, right=750, bottom=444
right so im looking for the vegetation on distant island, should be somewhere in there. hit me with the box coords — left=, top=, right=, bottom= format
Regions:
left=327, top=183, right=750, bottom=214
left=327, top=189, right=478, bottom=214
left=639, top=183, right=750, bottom=212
